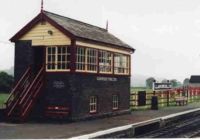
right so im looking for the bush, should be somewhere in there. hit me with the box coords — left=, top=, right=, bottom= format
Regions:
left=0, top=72, right=14, bottom=93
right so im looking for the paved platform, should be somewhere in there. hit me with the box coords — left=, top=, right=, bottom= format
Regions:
left=0, top=102, right=200, bottom=139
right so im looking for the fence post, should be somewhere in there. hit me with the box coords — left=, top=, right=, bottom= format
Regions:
left=191, top=89, right=194, bottom=102
left=151, top=91, right=158, bottom=110
left=186, top=86, right=189, bottom=103
left=196, top=89, right=198, bottom=100
left=161, top=91, right=164, bottom=107
left=135, top=92, right=138, bottom=106
left=167, top=90, right=169, bottom=106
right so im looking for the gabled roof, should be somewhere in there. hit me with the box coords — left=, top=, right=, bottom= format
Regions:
left=10, top=11, right=135, bottom=52
left=189, top=75, right=200, bottom=83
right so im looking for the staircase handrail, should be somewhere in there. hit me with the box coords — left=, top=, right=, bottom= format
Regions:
left=20, top=66, right=45, bottom=120
left=5, top=66, right=31, bottom=107
left=6, top=75, right=33, bottom=117
left=19, top=66, right=44, bottom=105
left=21, top=76, right=44, bottom=119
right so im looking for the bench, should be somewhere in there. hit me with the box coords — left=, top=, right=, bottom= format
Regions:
left=175, top=97, right=188, bottom=106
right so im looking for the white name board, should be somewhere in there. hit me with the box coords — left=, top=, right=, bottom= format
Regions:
left=97, top=77, right=117, bottom=82
left=53, top=81, right=65, bottom=89
left=153, top=82, right=172, bottom=90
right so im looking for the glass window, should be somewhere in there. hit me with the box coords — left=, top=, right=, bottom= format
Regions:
left=114, top=54, right=129, bottom=74
left=46, top=46, right=70, bottom=71
left=76, top=47, right=98, bottom=72
left=113, top=95, right=119, bottom=110
left=47, top=47, right=56, bottom=70
left=89, top=96, right=97, bottom=113
left=87, top=48, right=98, bottom=72
left=76, top=47, right=86, bottom=71
left=99, top=51, right=112, bottom=73
left=75, top=47, right=130, bottom=75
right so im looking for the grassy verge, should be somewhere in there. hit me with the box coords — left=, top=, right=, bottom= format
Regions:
left=0, top=93, right=9, bottom=108
left=131, top=87, right=153, bottom=93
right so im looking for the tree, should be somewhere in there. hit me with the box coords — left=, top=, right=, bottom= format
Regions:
left=170, top=79, right=178, bottom=87
left=183, top=78, right=190, bottom=86
left=161, top=79, right=168, bottom=83
left=0, top=72, right=14, bottom=93
left=146, top=77, right=156, bottom=89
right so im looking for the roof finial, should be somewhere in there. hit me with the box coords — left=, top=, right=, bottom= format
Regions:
left=41, top=0, right=44, bottom=12
left=106, top=20, right=109, bottom=32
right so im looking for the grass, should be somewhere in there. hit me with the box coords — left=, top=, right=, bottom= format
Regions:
left=130, top=87, right=182, bottom=111
left=0, top=93, right=9, bottom=108
left=131, top=87, right=153, bottom=93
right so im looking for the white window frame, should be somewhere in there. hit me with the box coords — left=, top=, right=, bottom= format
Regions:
left=89, top=96, right=97, bottom=113
left=99, top=50, right=113, bottom=74
left=75, top=46, right=131, bottom=75
left=114, top=54, right=130, bottom=75
left=46, top=46, right=70, bottom=72
left=76, top=47, right=98, bottom=73
left=87, top=48, right=98, bottom=72
left=112, top=95, right=119, bottom=110
left=76, top=47, right=86, bottom=71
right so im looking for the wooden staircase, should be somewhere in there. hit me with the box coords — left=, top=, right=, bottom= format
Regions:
left=5, top=66, right=45, bottom=122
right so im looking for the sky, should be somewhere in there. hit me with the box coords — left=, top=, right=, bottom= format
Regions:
left=1, top=0, right=200, bottom=82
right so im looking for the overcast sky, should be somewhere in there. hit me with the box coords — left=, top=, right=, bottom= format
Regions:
left=1, top=0, right=200, bottom=82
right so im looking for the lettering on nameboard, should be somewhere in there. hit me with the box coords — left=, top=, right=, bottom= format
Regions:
left=97, top=77, right=117, bottom=82
left=153, top=82, right=172, bottom=90
left=53, top=81, right=65, bottom=89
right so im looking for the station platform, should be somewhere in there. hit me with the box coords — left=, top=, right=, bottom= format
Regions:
left=0, top=102, right=200, bottom=139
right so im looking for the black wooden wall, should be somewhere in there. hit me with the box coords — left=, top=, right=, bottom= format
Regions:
left=14, top=40, right=33, bottom=82
left=44, top=73, right=130, bottom=120
left=14, top=41, right=131, bottom=120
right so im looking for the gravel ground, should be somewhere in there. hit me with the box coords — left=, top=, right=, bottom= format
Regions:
left=0, top=102, right=200, bottom=139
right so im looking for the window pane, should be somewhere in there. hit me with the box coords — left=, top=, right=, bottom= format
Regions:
left=48, top=56, right=51, bottom=61
left=89, top=96, right=97, bottom=113
left=62, top=47, right=66, bottom=54
left=99, top=51, right=112, bottom=73
left=76, top=47, right=86, bottom=70
left=57, top=63, right=61, bottom=69
left=51, top=64, right=55, bottom=69
left=62, top=55, right=66, bottom=62
left=52, top=55, right=55, bottom=62
left=46, top=46, right=70, bottom=71
left=48, top=48, right=51, bottom=54
left=57, top=47, right=61, bottom=54
left=87, top=48, right=97, bottom=71
left=113, top=95, right=119, bottom=109
left=52, top=48, right=56, bottom=54
left=114, top=54, right=129, bottom=74
left=58, top=55, right=61, bottom=61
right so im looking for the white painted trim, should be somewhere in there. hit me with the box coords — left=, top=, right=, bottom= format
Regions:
left=76, top=41, right=131, bottom=55
left=161, top=108, right=200, bottom=120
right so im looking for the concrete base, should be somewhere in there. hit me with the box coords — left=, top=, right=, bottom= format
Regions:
left=71, top=108, right=200, bottom=138
left=0, top=109, right=5, bottom=122
left=70, top=109, right=131, bottom=121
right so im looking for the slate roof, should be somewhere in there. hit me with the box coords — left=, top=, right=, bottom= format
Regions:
left=189, top=75, right=200, bottom=83
left=43, top=11, right=134, bottom=51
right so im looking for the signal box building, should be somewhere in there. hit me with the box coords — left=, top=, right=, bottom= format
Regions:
left=5, top=10, right=135, bottom=121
